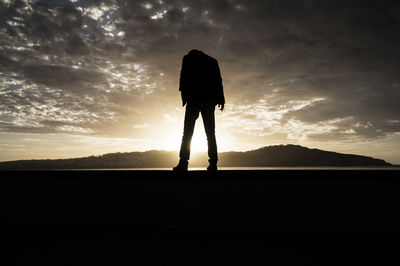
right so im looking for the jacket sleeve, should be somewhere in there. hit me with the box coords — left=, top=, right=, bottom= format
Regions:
left=179, top=55, right=187, bottom=106
left=215, top=61, right=225, bottom=105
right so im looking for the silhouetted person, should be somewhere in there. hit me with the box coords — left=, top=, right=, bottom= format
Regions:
left=173, top=49, right=225, bottom=172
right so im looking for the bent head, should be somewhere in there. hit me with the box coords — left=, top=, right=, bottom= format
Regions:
left=188, top=49, right=205, bottom=57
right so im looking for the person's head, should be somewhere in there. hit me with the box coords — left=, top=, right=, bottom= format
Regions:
left=188, top=49, right=205, bottom=57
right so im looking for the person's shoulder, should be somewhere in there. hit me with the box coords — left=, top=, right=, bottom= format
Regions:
left=207, top=55, right=218, bottom=65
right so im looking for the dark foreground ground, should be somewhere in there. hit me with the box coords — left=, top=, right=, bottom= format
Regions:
left=2, top=170, right=400, bottom=264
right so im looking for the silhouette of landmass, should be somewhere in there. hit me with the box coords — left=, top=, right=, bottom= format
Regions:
left=0, top=145, right=391, bottom=169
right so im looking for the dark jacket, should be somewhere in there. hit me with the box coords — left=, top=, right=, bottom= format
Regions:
left=179, top=50, right=225, bottom=106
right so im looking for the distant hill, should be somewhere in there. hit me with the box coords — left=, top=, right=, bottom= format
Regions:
left=217, top=145, right=391, bottom=167
left=0, top=145, right=392, bottom=169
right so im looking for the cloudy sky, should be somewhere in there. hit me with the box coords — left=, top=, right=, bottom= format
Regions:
left=1, top=0, right=399, bottom=163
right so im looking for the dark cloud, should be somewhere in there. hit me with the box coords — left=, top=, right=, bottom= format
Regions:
left=22, top=65, right=106, bottom=89
left=1, top=0, right=400, bottom=145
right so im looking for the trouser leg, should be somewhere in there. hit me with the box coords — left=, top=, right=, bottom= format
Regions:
left=179, top=103, right=199, bottom=160
left=201, top=104, right=218, bottom=162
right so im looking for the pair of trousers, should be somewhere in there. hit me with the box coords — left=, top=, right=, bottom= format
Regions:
left=179, top=101, right=218, bottom=162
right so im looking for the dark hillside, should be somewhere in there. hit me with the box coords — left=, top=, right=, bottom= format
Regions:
left=0, top=145, right=391, bottom=169
left=218, top=145, right=391, bottom=167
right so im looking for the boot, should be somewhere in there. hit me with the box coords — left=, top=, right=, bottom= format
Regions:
left=173, top=159, right=188, bottom=172
left=207, top=159, right=218, bottom=173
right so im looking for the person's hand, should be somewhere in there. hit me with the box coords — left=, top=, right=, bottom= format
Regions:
left=218, top=103, right=224, bottom=111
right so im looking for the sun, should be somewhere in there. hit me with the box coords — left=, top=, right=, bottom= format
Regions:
left=158, top=123, right=208, bottom=153
left=190, top=130, right=208, bottom=153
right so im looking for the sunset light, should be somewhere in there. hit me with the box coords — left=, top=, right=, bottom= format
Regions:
left=0, top=0, right=399, bottom=164
left=2, top=1, right=399, bottom=257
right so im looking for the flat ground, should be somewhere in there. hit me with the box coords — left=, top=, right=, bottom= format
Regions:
left=2, top=170, right=400, bottom=264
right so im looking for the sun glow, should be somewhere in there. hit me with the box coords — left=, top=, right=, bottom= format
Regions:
left=190, top=130, right=208, bottom=153
left=158, top=122, right=209, bottom=153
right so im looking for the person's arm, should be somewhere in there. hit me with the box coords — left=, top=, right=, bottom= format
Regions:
left=179, top=56, right=188, bottom=106
left=215, top=61, right=225, bottom=111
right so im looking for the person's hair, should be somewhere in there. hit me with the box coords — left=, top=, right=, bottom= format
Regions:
left=188, top=49, right=204, bottom=56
